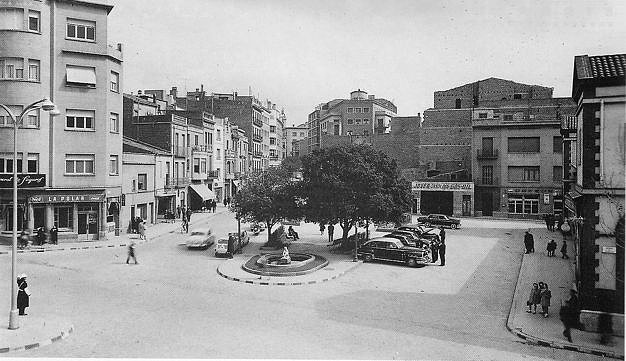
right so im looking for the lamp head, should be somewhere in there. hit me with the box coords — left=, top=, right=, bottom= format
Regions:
left=48, top=105, right=60, bottom=116
left=41, top=97, right=56, bottom=111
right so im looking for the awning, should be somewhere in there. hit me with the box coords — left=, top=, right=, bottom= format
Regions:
left=189, top=184, right=215, bottom=201
left=66, top=65, right=96, bottom=85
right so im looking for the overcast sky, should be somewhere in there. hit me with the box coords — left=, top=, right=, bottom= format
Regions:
left=107, top=0, right=626, bottom=126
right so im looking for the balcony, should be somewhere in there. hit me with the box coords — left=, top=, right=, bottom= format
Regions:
left=225, top=172, right=235, bottom=180
left=252, top=134, right=263, bottom=142
left=476, top=149, right=499, bottom=159
left=269, top=155, right=279, bottom=161
left=253, top=151, right=263, bottom=158
left=225, top=149, right=236, bottom=159
left=165, top=176, right=191, bottom=188
left=174, top=146, right=187, bottom=157
left=207, top=170, right=220, bottom=179
left=191, top=145, right=211, bottom=153
left=474, top=177, right=499, bottom=187
left=253, top=117, right=263, bottom=127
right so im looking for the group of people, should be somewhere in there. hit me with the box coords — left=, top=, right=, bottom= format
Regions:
left=543, top=213, right=564, bottom=232
left=18, top=226, right=59, bottom=249
left=129, top=216, right=147, bottom=240
left=430, top=227, right=447, bottom=266
left=523, top=229, right=569, bottom=259
left=527, top=282, right=553, bottom=317
left=179, top=207, right=194, bottom=233
left=321, top=224, right=335, bottom=244
left=287, top=226, right=299, bottom=241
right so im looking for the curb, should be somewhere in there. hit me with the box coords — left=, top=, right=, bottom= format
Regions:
left=217, top=261, right=361, bottom=286
left=0, top=236, right=159, bottom=255
left=505, top=251, right=623, bottom=359
left=0, top=325, right=74, bottom=354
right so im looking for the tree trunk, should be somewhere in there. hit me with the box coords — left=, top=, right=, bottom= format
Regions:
left=340, top=221, right=351, bottom=241
left=266, top=222, right=273, bottom=244
left=353, top=223, right=358, bottom=261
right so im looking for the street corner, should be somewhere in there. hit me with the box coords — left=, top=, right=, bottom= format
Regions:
left=215, top=252, right=361, bottom=286
left=0, top=314, right=73, bottom=354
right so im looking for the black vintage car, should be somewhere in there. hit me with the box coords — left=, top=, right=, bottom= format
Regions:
left=357, top=237, right=430, bottom=267
left=416, top=214, right=461, bottom=228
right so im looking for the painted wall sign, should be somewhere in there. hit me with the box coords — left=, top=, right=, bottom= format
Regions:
left=29, top=194, right=105, bottom=203
left=602, top=246, right=617, bottom=254
left=412, top=182, right=474, bottom=192
left=0, top=174, right=46, bottom=188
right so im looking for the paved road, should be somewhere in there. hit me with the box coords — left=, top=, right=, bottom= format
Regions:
left=0, top=214, right=606, bottom=359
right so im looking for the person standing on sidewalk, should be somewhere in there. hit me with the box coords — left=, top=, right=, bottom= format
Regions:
left=560, top=289, right=580, bottom=342
left=431, top=239, right=439, bottom=263
left=126, top=239, right=138, bottom=264
left=50, top=225, right=58, bottom=245
left=527, top=283, right=541, bottom=314
left=524, top=230, right=534, bottom=254
left=319, top=224, right=325, bottom=236
left=328, top=224, right=334, bottom=243
left=540, top=283, right=552, bottom=317
left=560, top=240, right=569, bottom=259
left=17, top=273, right=30, bottom=316
left=438, top=238, right=446, bottom=266
left=138, top=220, right=147, bottom=241
left=547, top=239, right=557, bottom=257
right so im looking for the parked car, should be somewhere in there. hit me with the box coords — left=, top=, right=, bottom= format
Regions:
left=228, top=231, right=250, bottom=247
left=416, top=214, right=461, bottom=228
left=397, top=224, right=441, bottom=241
left=385, top=231, right=420, bottom=247
left=357, top=237, right=430, bottom=267
left=215, top=231, right=249, bottom=257
left=186, top=228, right=215, bottom=250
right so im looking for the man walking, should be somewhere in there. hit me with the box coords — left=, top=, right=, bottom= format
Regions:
left=524, top=230, right=534, bottom=254
left=438, top=238, right=446, bottom=266
left=126, top=238, right=138, bottom=264
left=561, top=240, right=570, bottom=259
left=327, top=224, right=334, bottom=243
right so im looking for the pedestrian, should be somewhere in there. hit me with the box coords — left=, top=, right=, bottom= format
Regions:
left=186, top=208, right=192, bottom=222
left=561, top=240, right=569, bottom=259
left=177, top=206, right=182, bottom=219
left=439, top=226, right=446, bottom=243
left=438, top=238, right=446, bottom=266
left=526, top=283, right=541, bottom=314
left=543, top=214, right=551, bottom=231
left=126, top=238, right=138, bottom=264
left=223, top=198, right=227, bottom=206
left=523, top=230, right=534, bottom=254
left=560, top=289, right=580, bottom=342
left=37, top=226, right=47, bottom=246
left=431, top=239, right=439, bottom=263
left=540, top=283, right=552, bottom=317
left=212, top=200, right=217, bottom=213
left=19, top=230, right=30, bottom=249
left=328, top=224, right=334, bottom=243
left=288, top=226, right=299, bottom=240
left=319, top=224, right=325, bottom=235
left=49, top=225, right=58, bottom=245
left=138, top=220, right=146, bottom=241
left=547, top=239, right=557, bottom=257
left=17, top=273, right=30, bottom=315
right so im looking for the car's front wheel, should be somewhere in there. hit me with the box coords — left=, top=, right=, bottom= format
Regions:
left=363, top=254, right=373, bottom=263
left=406, top=258, right=417, bottom=267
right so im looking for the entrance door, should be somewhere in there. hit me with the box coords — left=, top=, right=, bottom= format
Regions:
left=78, top=205, right=99, bottom=240
left=33, top=207, right=45, bottom=229
left=462, top=195, right=472, bottom=216
left=481, top=191, right=493, bottom=216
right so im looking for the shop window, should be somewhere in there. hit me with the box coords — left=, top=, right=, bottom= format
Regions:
left=508, top=195, right=539, bottom=214
left=54, top=205, right=74, bottom=230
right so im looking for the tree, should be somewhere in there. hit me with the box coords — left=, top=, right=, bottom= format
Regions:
left=300, top=145, right=412, bottom=242
left=230, top=166, right=302, bottom=245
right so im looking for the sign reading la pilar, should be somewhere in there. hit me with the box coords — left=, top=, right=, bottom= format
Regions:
left=0, top=174, right=46, bottom=188
left=29, top=194, right=105, bottom=203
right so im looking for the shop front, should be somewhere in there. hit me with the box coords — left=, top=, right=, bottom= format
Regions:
left=0, top=173, right=47, bottom=244
left=28, top=191, right=106, bottom=242
left=411, top=181, right=474, bottom=217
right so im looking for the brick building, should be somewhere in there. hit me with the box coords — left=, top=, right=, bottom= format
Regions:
left=0, top=0, right=123, bottom=242
left=567, top=54, right=625, bottom=313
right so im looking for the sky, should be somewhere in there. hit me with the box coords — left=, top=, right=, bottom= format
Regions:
left=107, top=0, right=626, bottom=126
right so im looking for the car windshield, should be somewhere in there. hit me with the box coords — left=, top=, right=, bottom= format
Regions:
left=217, top=239, right=229, bottom=244
left=190, top=231, right=206, bottom=236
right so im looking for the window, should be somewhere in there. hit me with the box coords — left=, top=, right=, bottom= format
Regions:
left=54, top=205, right=73, bottom=229
left=216, top=149, right=221, bottom=160
left=508, top=195, right=539, bottom=214
left=66, top=109, right=95, bottom=130
left=194, top=135, right=199, bottom=146
left=478, top=112, right=488, bottom=119
left=347, top=108, right=353, bottom=113
left=270, top=126, right=276, bottom=133
left=67, top=19, right=96, bottom=41
left=106, top=155, right=118, bottom=176
left=28, top=59, right=39, bottom=81
left=0, top=58, right=23, bottom=79
left=27, top=153, right=38, bottom=173
left=482, top=165, right=493, bottom=184
left=347, top=119, right=354, bottom=125
left=363, top=130, right=369, bottom=136
left=292, top=132, right=297, bottom=137
left=109, top=112, right=119, bottom=133
left=66, top=65, right=96, bottom=87
left=28, top=10, right=40, bottom=32
left=553, top=136, right=562, bottom=153
left=0, top=153, right=23, bottom=173
left=508, top=137, right=540, bottom=153
left=270, top=137, right=276, bottom=145
left=354, top=108, right=361, bottom=113
left=363, top=119, right=369, bottom=124
left=193, top=158, right=200, bottom=173
left=513, top=93, right=522, bottom=100
left=300, top=132, right=305, bottom=137
left=355, top=119, right=361, bottom=124
left=0, top=8, right=24, bottom=30
left=455, top=99, right=462, bottom=109
left=503, top=114, right=513, bottom=121
left=65, top=154, right=95, bottom=175
left=110, top=71, right=119, bottom=92
left=363, top=107, right=369, bottom=113
left=216, top=129, right=221, bottom=141
left=200, top=159, right=206, bottom=173
left=508, top=166, right=540, bottom=182
left=137, top=173, right=147, bottom=190
left=553, top=166, right=562, bottom=182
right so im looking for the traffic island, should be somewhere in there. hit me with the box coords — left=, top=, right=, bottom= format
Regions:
left=0, top=315, right=73, bottom=354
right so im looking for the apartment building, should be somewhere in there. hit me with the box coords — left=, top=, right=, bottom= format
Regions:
left=283, top=123, right=307, bottom=158
left=567, top=54, right=625, bottom=313
left=0, top=0, right=123, bottom=242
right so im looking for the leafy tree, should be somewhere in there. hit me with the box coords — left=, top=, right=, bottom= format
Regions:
left=281, top=156, right=302, bottom=173
left=230, top=166, right=302, bottom=245
left=300, top=144, right=411, bottom=242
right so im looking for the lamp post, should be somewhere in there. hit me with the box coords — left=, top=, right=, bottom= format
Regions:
left=1, top=98, right=59, bottom=330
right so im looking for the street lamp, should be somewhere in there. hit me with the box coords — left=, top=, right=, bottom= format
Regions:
left=1, top=97, right=59, bottom=330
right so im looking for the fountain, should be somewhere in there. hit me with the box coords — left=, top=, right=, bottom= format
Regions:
left=242, top=250, right=328, bottom=277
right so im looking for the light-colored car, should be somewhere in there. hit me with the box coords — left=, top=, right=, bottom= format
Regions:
left=186, top=228, right=215, bottom=249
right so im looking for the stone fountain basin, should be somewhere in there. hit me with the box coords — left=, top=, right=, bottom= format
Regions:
left=242, top=253, right=328, bottom=277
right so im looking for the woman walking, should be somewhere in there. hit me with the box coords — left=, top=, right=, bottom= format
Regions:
left=17, top=274, right=30, bottom=315
left=527, top=283, right=541, bottom=314
left=540, top=283, right=552, bottom=317
left=138, top=220, right=146, bottom=241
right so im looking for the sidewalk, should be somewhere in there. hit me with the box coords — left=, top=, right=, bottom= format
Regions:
left=507, top=226, right=624, bottom=359
left=0, top=207, right=227, bottom=353
left=0, top=206, right=228, bottom=255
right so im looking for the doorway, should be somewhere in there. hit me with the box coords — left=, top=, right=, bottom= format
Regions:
left=33, top=206, right=45, bottom=229
left=78, top=204, right=99, bottom=240
left=481, top=191, right=493, bottom=216
left=462, top=195, right=472, bottom=216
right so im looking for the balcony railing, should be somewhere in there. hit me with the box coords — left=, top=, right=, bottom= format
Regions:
left=474, top=177, right=499, bottom=186
left=252, top=117, right=263, bottom=127
left=252, top=134, right=263, bottom=142
left=269, top=155, right=279, bottom=161
left=191, top=145, right=211, bottom=152
left=253, top=151, right=263, bottom=158
left=207, top=170, right=220, bottom=179
left=476, top=149, right=499, bottom=159
left=165, top=176, right=191, bottom=188
left=225, top=149, right=236, bottom=159
left=225, top=173, right=235, bottom=180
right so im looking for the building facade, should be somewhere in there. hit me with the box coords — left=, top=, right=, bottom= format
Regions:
left=568, top=54, right=625, bottom=313
left=283, top=123, right=307, bottom=158
left=0, top=0, right=123, bottom=242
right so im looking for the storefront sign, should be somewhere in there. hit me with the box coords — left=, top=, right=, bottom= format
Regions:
left=602, top=246, right=617, bottom=254
left=543, top=193, right=550, bottom=204
left=29, top=194, right=105, bottom=203
left=412, top=182, right=473, bottom=192
left=564, top=196, right=576, bottom=212
left=0, top=174, right=46, bottom=188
